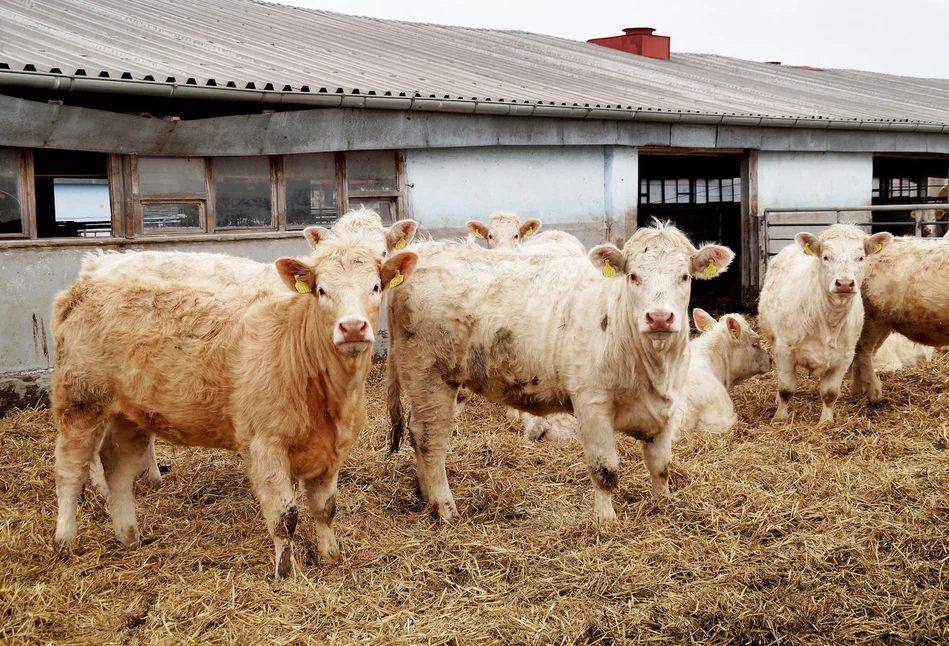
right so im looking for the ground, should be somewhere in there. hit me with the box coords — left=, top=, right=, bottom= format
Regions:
left=1, top=360, right=947, bottom=645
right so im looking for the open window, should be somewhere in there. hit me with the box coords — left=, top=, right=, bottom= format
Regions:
left=33, top=150, right=112, bottom=238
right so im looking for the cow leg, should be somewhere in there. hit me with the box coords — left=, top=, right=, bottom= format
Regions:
left=245, top=440, right=297, bottom=580
left=140, top=434, right=163, bottom=489
left=406, top=384, right=459, bottom=520
left=772, top=344, right=797, bottom=423
left=642, top=424, right=675, bottom=498
left=303, top=472, right=340, bottom=565
left=817, top=360, right=850, bottom=425
left=574, top=403, right=619, bottom=524
left=100, top=417, right=150, bottom=546
left=54, top=415, right=107, bottom=545
left=851, top=319, right=890, bottom=403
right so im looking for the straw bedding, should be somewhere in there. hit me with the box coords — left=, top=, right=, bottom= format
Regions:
left=1, top=357, right=948, bottom=645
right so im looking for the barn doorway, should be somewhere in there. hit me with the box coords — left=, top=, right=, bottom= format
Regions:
left=872, top=156, right=948, bottom=236
left=638, top=154, right=743, bottom=315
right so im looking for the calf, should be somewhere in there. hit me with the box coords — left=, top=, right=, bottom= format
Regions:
left=758, top=224, right=892, bottom=424
left=851, top=236, right=949, bottom=402
left=52, top=236, right=417, bottom=579
left=387, top=223, right=733, bottom=523
left=676, top=309, right=771, bottom=439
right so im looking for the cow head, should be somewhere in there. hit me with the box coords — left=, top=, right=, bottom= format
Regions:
left=275, top=242, right=418, bottom=355
left=693, top=309, right=771, bottom=384
left=304, top=207, right=418, bottom=256
left=795, top=225, right=892, bottom=297
left=466, top=211, right=542, bottom=250
left=589, top=223, right=734, bottom=343
left=910, top=206, right=948, bottom=238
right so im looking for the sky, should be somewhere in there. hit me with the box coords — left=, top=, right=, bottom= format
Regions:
left=276, top=0, right=949, bottom=79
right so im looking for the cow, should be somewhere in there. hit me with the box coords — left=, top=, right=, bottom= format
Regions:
left=84, top=208, right=417, bottom=497
left=910, top=185, right=948, bottom=238
left=870, top=331, right=935, bottom=372
left=466, top=211, right=586, bottom=256
left=758, top=224, right=893, bottom=424
left=386, top=222, right=734, bottom=523
left=851, top=236, right=949, bottom=402
left=51, top=234, right=418, bottom=580
left=675, top=309, right=772, bottom=439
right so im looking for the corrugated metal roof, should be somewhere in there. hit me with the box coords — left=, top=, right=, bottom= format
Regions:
left=3, top=0, right=949, bottom=126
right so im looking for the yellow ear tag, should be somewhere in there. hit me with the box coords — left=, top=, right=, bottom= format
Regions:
left=389, top=269, right=404, bottom=289
left=525, top=226, right=534, bottom=236
left=703, top=259, right=718, bottom=279
left=730, top=327, right=739, bottom=340
left=803, top=243, right=814, bottom=256
left=395, top=236, right=407, bottom=250
left=474, top=230, right=484, bottom=239
left=602, top=259, right=617, bottom=278
left=293, top=274, right=311, bottom=294
left=872, top=242, right=883, bottom=254
left=703, top=322, right=713, bottom=332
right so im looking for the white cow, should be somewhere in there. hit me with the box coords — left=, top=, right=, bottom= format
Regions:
left=675, top=309, right=772, bottom=439
left=466, top=211, right=586, bottom=257
left=387, top=223, right=733, bottom=523
left=851, top=236, right=949, bottom=402
left=759, top=224, right=893, bottom=424
left=84, top=208, right=417, bottom=498
left=910, top=185, right=948, bottom=238
left=871, top=332, right=935, bottom=372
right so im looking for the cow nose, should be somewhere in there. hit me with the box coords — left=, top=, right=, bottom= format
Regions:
left=834, top=278, right=855, bottom=293
left=338, top=316, right=369, bottom=341
left=645, top=310, right=675, bottom=332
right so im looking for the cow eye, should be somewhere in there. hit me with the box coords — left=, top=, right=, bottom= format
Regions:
left=488, top=234, right=494, bottom=240
left=628, top=272, right=639, bottom=283
left=318, top=287, right=327, bottom=297
left=822, top=255, right=829, bottom=261
left=372, top=283, right=381, bottom=294
left=514, top=234, right=519, bottom=239
left=752, top=341, right=759, bottom=348
left=680, top=273, right=690, bottom=283
left=858, top=255, right=865, bottom=262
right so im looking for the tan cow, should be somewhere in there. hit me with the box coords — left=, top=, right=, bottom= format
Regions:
left=466, top=211, right=587, bottom=257
left=387, top=223, right=733, bottom=523
left=910, top=185, right=948, bottom=238
left=851, top=236, right=949, bottom=402
left=84, top=208, right=417, bottom=497
left=675, top=309, right=772, bottom=439
left=52, top=235, right=418, bottom=580
left=758, top=225, right=892, bottom=424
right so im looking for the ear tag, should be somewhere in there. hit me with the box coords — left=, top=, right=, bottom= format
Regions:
left=474, top=230, right=484, bottom=239
left=389, top=269, right=404, bottom=289
left=703, top=259, right=718, bottom=279
left=395, top=236, right=407, bottom=250
left=803, top=243, right=814, bottom=256
left=525, top=226, right=534, bottom=236
left=293, top=275, right=311, bottom=294
left=602, top=259, right=617, bottom=278
left=730, top=327, right=739, bottom=340
left=872, top=242, right=883, bottom=254
left=703, top=322, right=713, bottom=332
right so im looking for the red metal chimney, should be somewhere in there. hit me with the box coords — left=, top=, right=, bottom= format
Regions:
left=588, top=27, right=670, bottom=60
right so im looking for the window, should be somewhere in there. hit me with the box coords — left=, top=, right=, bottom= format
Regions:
left=33, top=150, right=111, bottom=238
left=135, top=156, right=208, bottom=234
left=345, top=150, right=402, bottom=224
left=0, top=149, right=24, bottom=236
left=639, top=176, right=741, bottom=205
left=285, top=153, right=338, bottom=227
left=213, top=156, right=274, bottom=229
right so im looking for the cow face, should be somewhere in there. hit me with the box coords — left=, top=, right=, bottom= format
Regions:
left=796, top=225, right=892, bottom=297
left=911, top=207, right=947, bottom=238
left=589, top=223, right=734, bottom=341
left=276, top=245, right=417, bottom=355
left=466, top=211, right=542, bottom=250
left=304, top=208, right=418, bottom=257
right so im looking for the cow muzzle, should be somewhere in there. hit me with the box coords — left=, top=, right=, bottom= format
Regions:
left=644, top=310, right=676, bottom=334
left=334, top=316, right=374, bottom=353
left=831, top=278, right=856, bottom=294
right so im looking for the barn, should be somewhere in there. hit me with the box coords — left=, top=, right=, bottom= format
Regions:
left=2, top=0, right=949, bottom=411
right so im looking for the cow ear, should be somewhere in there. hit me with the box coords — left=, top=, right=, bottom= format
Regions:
left=387, top=219, right=418, bottom=251
left=303, top=226, right=335, bottom=250
left=692, top=244, right=735, bottom=279
left=520, top=218, right=542, bottom=238
left=795, top=232, right=820, bottom=258
left=692, top=308, right=716, bottom=333
left=865, top=231, right=893, bottom=256
left=380, top=250, right=418, bottom=291
left=275, top=258, right=316, bottom=294
left=588, top=243, right=625, bottom=278
left=466, top=221, right=489, bottom=239
left=724, top=316, right=741, bottom=340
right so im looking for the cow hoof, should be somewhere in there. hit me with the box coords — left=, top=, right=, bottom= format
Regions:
left=432, top=501, right=458, bottom=521
left=114, top=526, right=141, bottom=547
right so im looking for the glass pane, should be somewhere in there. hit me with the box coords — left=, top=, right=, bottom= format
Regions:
left=708, top=179, right=721, bottom=202
left=349, top=199, right=394, bottom=225
left=347, top=150, right=398, bottom=193
left=138, top=157, right=206, bottom=194
left=214, top=156, right=272, bottom=228
left=677, top=178, right=690, bottom=203
left=732, top=177, right=742, bottom=202
left=722, top=179, right=734, bottom=202
left=695, top=179, right=707, bottom=204
left=649, top=180, right=662, bottom=204
left=53, top=178, right=111, bottom=237
left=663, top=179, right=676, bottom=204
left=0, top=149, right=22, bottom=234
left=143, top=203, right=203, bottom=230
left=285, top=153, right=338, bottom=227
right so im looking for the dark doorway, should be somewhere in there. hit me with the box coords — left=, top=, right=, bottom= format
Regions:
left=33, top=150, right=111, bottom=238
left=872, top=156, right=948, bottom=236
left=638, top=155, right=743, bottom=316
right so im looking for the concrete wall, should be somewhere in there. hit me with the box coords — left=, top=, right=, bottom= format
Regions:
left=404, top=145, right=638, bottom=249
left=755, top=151, right=874, bottom=266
